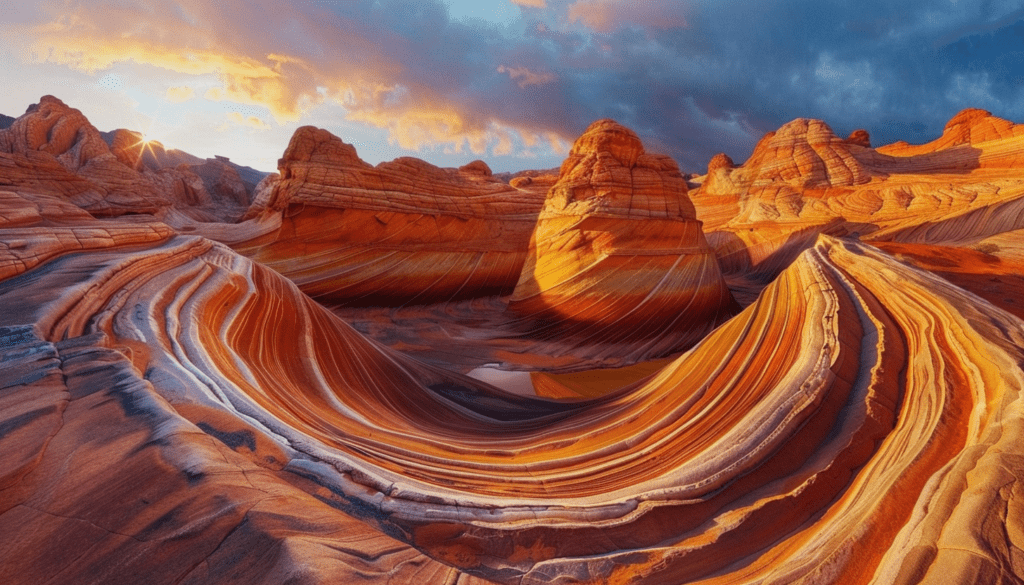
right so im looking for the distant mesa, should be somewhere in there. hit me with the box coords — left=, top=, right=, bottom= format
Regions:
left=845, top=128, right=871, bottom=147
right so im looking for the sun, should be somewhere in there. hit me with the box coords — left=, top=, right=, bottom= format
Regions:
left=124, top=129, right=166, bottom=168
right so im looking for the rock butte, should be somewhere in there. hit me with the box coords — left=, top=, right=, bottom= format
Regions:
left=508, top=119, right=737, bottom=348
left=2, top=97, right=1024, bottom=584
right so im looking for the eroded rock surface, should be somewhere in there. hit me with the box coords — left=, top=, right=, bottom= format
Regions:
left=236, top=125, right=553, bottom=305
left=691, top=109, right=1024, bottom=305
left=0, top=96, right=253, bottom=221
left=3, top=99, right=1024, bottom=585
left=508, top=119, right=736, bottom=348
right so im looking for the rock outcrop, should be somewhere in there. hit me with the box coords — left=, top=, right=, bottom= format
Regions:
left=691, top=110, right=1024, bottom=302
left=4, top=223, right=1024, bottom=584
left=4, top=97, right=1024, bottom=585
left=236, top=125, right=553, bottom=305
left=507, top=119, right=735, bottom=347
left=0, top=96, right=254, bottom=221
left=879, top=108, right=1024, bottom=156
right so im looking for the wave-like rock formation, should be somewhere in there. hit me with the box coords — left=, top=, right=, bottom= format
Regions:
left=236, top=126, right=553, bottom=305
left=508, top=119, right=735, bottom=346
left=3, top=225, right=1024, bottom=584
left=4, top=96, right=1024, bottom=584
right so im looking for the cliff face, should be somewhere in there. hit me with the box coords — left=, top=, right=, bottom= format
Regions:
left=4, top=97, right=1024, bottom=585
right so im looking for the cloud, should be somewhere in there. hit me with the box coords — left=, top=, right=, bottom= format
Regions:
left=497, top=65, right=557, bottom=88
left=7, top=0, right=575, bottom=160
left=226, top=112, right=271, bottom=130
left=5, top=0, right=1024, bottom=173
left=567, top=0, right=690, bottom=33
left=166, top=86, right=195, bottom=103
left=567, top=0, right=616, bottom=32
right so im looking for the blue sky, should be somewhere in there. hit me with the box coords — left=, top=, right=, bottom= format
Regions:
left=1, top=0, right=1022, bottom=173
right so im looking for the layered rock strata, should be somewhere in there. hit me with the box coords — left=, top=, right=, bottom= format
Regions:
left=691, top=110, right=1024, bottom=305
left=236, top=126, right=553, bottom=305
left=0, top=96, right=253, bottom=221
left=508, top=119, right=736, bottom=346
left=4, top=230, right=1024, bottom=584
left=4, top=98, right=1024, bottom=585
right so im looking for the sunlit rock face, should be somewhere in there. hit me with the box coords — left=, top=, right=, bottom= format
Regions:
left=4, top=97, right=1024, bottom=585
left=878, top=107, right=1024, bottom=160
left=508, top=119, right=736, bottom=346
left=0, top=96, right=250, bottom=221
left=237, top=125, right=552, bottom=305
left=691, top=109, right=1024, bottom=305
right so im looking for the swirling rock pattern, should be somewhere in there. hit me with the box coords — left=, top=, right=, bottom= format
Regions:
left=3, top=98, right=1024, bottom=584
left=3, top=228, right=1024, bottom=584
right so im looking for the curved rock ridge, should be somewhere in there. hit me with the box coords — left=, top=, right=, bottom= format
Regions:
left=0, top=96, right=251, bottom=220
left=3, top=231, right=1024, bottom=584
left=237, top=125, right=552, bottom=306
left=508, top=119, right=736, bottom=346
left=5, top=95, right=1024, bottom=585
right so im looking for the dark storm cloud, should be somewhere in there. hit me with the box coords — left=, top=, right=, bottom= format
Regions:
left=318, top=0, right=1024, bottom=170
left=513, top=0, right=1024, bottom=169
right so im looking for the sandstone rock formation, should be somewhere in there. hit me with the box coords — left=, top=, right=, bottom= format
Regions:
left=691, top=109, right=1024, bottom=304
left=4, top=223, right=1024, bottom=584
left=235, top=125, right=553, bottom=305
left=507, top=119, right=736, bottom=347
left=3, top=97, right=1024, bottom=585
left=878, top=107, right=1024, bottom=158
left=0, top=96, right=256, bottom=221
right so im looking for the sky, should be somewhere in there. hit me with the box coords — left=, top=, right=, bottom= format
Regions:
left=0, top=0, right=1022, bottom=174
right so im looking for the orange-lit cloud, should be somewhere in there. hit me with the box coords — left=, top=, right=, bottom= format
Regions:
left=7, top=0, right=573, bottom=161
left=546, top=132, right=570, bottom=155
left=511, top=0, right=546, bottom=7
left=347, top=102, right=491, bottom=154
left=227, top=112, right=271, bottom=130
left=567, top=0, right=689, bottom=33
left=15, top=2, right=343, bottom=124
left=498, top=65, right=557, bottom=88
left=165, top=86, right=194, bottom=103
